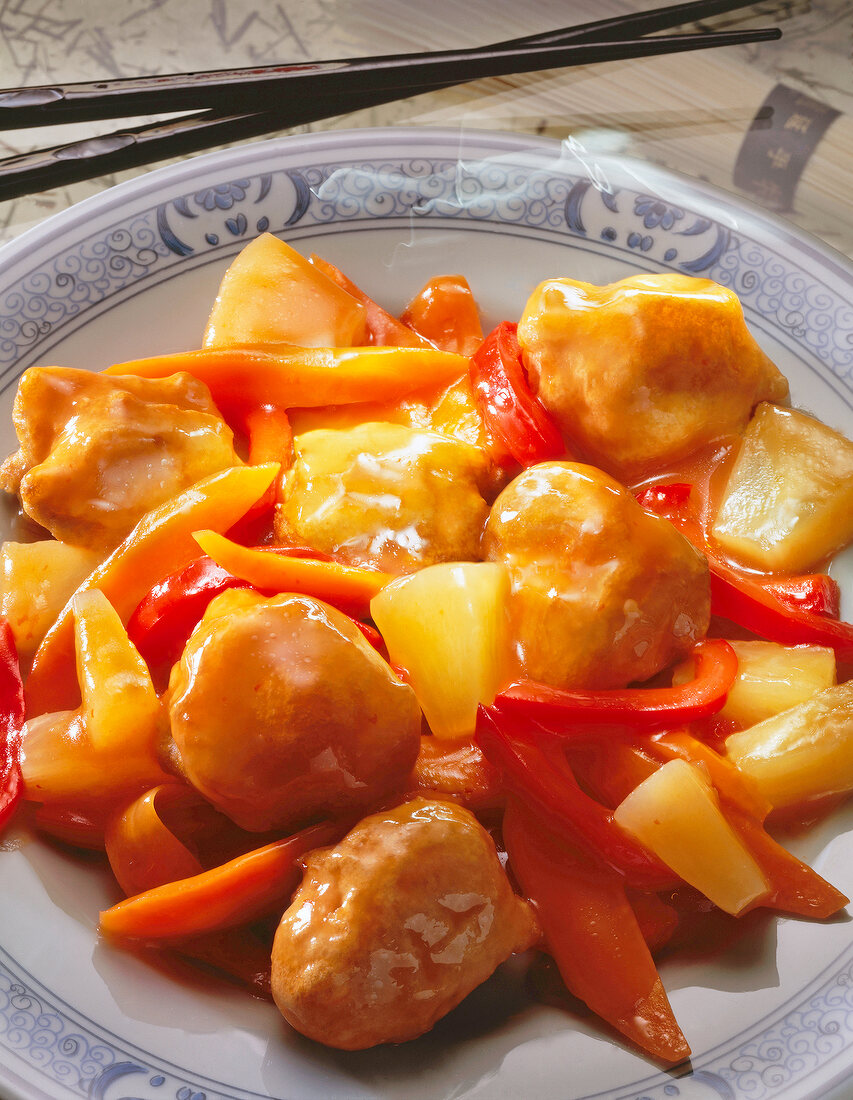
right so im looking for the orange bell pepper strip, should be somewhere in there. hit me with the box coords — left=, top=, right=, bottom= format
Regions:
left=242, top=404, right=293, bottom=467
left=25, top=463, right=278, bottom=717
left=646, top=730, right=847, bottom=919
left=99, top=819, right=344, bottom=942
left=401, top=275, right=485, bottom=356
left=722, top=803, right=848, bottom=919
left=105, top=345, right=468, bottom=415
left=309, top=255, right=433, bottom=348
left=105, top=784, right=205, bottom=898
left=193, top=530, right=392, bottom=618
left=503, top=797, right=690, bottom=1064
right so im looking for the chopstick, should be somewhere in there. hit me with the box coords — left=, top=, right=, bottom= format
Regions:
left=0, top=27, right=780, bottom=129
left=0, top=0, right=780, bottom=202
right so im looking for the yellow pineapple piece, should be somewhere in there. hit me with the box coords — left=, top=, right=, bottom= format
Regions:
left=370, top=561, right=510, bottom=739
left=674, top=640, right=836, bottom=728
left=72, top=588, right=160, bottom=755
left=613, top=758, right=769, bottom=915
left=725, top=681, right=853, bottom=809
left=711, top=403, right=853, bottom=571
left=0, top=540, right=101, bottom=661
left=203, top=233, right=367, bottom=348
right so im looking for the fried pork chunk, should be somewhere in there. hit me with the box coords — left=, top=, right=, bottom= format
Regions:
left=168, top=589, right=421, bottom=833
left=517, top=274, right=789, bottom=480
left=483, top=462, right=710, bottom=690
left=271, top=798, right=538, bottom=1049
left=1, top=367, right=238, bottom=552
left=275, top=421, right=492, bottom=573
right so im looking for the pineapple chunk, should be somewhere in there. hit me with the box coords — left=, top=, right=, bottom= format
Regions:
left=711, top=402, right=853, bottom=571
left=0, top=539, right=101, bottom=661
left=370, top=561, right=510, bottom=739
left=674, top=640, right=836, bottom=728
left=73, top=589, right=160, bottom=754
left=725, top=681, right=853, bottom=809
left=203, top=233, right=367, bottom=348
left=613, top=759, right=769, bottom=915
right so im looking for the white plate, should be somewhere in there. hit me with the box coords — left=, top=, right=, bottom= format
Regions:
left=1, top=127, right=852, bottom=1100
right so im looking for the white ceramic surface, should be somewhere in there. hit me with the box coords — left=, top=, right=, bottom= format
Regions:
left=0, top=127, right=852, bottom=1100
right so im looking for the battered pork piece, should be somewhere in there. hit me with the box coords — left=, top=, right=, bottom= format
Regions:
left=167, top=589, right=421, bottom=832
left=483, top=462, right=710, bottom=690
left=517, top=274, right=789, bottom=481
left=275, top=421, right=492, bottom=573
left=271, top=797, right=539, bottom=1049
left=1, top=367, right=239, bottom=552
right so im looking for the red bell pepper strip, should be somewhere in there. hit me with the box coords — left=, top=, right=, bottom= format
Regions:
left=496, top=639, right=737, bottom=732
left=635, top=483, right=693, bottom=511
left=476, top=706, right=675, bottom=889
left=0, top=620, right=24, bottom=835
left=469, top=322, right=565, bottom=467
left=503, top=797, right=690, bottom=1063
left=129, top=549, right=385, bottom=676
left=763, top=574, right=841, bottom=619
left=99, top=818, right=345, bottom=942
left=128, top=555, right=251, bottom=672
left=709, top=563, right=853, bottom=664
left=638, top=482, right=853, bottom=663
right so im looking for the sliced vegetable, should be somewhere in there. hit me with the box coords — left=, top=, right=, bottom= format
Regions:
left=476, top=706, right=675, bottom=889
left=709, top=563, right=853, bottom=665
left=469, top=322, right=565, bottom=467
left=25, top=463, right=278, bottom=716
left=73, top=589, right=160, bottom=754
left=638, top=482, right=853, bottom=664
left=194, top=530, right=390, bottom=618
left=711, top=403, right=853, bottom=572
left=0, top=620, right=24, bottom=835
left=612, top=759, right=770, bottom=916
left=674, top=639, right=836, bottom=729
left=725, top=681, right=853, bottom=809
left=764, top=574, right=841, bottom=618
left=106, top=345, right=468, bottom=418
left=99, top=820, right=345, bottom=941
left=503, top=797, right=690, bottom=1064
left=0, top=541, right=102, bottom=663
left=128, top=555, right=250, bottom=672
left=105, top=784, right=204, bottom=897
left=497, top=639, right=737, bottom=731
left=370, top=562, right=510, bottom=739
left=309, top=254, right=431, bottom=348
left=400, top=275, right=485, bottom=355
left=203, top=232, right=367, bottom=348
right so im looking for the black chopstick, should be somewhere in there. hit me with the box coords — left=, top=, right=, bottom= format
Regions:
left=0, top=22, right=779, bottom=130
left=0, top=1, right=780, bottom=202
left=0, top=24, right=781, bottom=203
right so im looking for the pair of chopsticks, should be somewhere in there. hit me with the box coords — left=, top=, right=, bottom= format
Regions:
left=0, top=1, right=780, bottom=201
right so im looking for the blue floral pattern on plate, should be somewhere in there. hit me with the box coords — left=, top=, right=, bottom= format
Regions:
left=0, top=129, right=851, bottom=1100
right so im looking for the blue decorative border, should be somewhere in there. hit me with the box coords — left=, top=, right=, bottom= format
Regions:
left=0, top=131, right=852, bottom=1100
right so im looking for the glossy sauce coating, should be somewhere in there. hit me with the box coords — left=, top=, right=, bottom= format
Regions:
left=483, top=461, right=710, bottom=689
left=276, top=420, right=492, bottom=573
left=518, top=274, right=789, bottom=481
left=1, top=367, right=238, bottom=552
left=168, top=589, right=421, bottom=832
left=271, top=797, right=539, bottom=1049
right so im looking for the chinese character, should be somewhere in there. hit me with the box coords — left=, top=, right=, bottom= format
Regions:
left=767, top=147, right=792, bottom=170
left=784, top=113, right=812, bottom=134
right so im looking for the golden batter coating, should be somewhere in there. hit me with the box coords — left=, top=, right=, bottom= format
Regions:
left=1, top=367, right=238, bottom=552
left=271, top=797, right=539, bottom=1049
left=275, top=421, right=491, bottom=574
left=168, top=589, right=421, bottom=832
left=483, top=461, right=710, bottom=690
left=517, top=274, right=788, bottom=481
